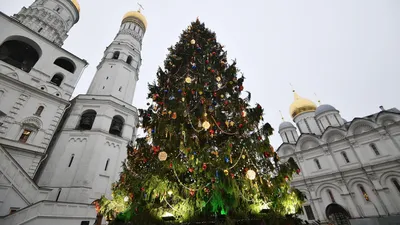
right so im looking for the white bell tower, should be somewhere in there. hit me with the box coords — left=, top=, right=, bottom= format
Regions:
left=13, top=0, right=81, bottom=46
left=36, top=10, right=147, bottom=205
left=86, top=10, right=147, bottom=104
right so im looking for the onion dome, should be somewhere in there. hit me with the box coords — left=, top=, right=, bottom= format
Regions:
left=70, top=0, right=80, bottom=12
left=289, top=92, right=317, bottom=118
left=122, top=11, right=147, bottom=30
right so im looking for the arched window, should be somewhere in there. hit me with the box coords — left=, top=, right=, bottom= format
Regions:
left=50, top=73, right=64, bottom=86
left=54, top=57, right=76, bottom=73
left=112, top=51, right=120, bottom=59
left=315, top=159, right=322, bottom=170
left=68, top=154, right=75, bottom=167
left=109, top=115, right=124, bottom=136
left=126, top=55, right=133, bottom=64
left=370, top=143, right=380, bottom=156
left=327, top=189, right=335, bottom=203
left=359, top=185, right=370, bottom=201
left=104, top=159, right=110, bottom=171
left=77, top=110, right=97, bottom=130
left=341, top=152, right=350, bottom=163
left=34, top=106, right=44, bottom=116
left=19, top=129, right=32, bottom=143
left=392, top=178, right=400, bottom=193
left=0, top=37, right=41, bottom=72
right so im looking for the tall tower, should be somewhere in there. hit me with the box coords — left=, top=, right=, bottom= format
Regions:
left=0, top=0, right=87, bottom=179
left=86, top=11, right=147, bottom=104
left=37, top=10, right=147, bottom=205
left=13, top=0, right=80, bottom=46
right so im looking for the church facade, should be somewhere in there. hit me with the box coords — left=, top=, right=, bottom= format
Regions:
left=277, top=92, right=400, bottom=225
left=0, top=1, right=146, bottom=224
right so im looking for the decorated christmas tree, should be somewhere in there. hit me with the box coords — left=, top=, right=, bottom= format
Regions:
left=99, top=19, right=304, bottom=224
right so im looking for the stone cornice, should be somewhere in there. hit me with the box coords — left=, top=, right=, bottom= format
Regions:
left=0, top=73, right=69, bottom=105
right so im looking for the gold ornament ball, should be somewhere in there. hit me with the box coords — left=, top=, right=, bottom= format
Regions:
left=190, top=39, right=196, bottom=45
left=158, top=151, right=168, bottom=161
left=185, top=77, right=192, bottom=83
left=246, top=169, right=256, bottom=180
left=202, top=121, right=211, bottom=130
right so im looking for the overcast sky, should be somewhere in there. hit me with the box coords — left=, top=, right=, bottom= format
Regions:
left=2, top=0, right=400, bottom=147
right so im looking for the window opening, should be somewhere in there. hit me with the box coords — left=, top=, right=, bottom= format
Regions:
left=315, top=159, right=322, bottom=170
left=341, top=152, right=350, bottom=163
left=50, top=73, right=64, bottom=86
left=19, top=129, right=32, bottom=143
left=112, top=51, right=120, bottom=59
left=359, top=185, right=370, bottom=201
left=327, top=189, right=335, bottom=203
left=304, top=205, right=315, bottom=220
left=34, top=106, right=44, bottom=116
left=370, top=143, right=380, bottom=156
left=105, top=159, right=110, bottom=171
left=68, top=154, right=75, bottom=167
left=392, top=178, right=400, bottom=193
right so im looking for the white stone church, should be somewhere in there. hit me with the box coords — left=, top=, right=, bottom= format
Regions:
left=0, top=0, right=146, bottom=224
left=1, top=1, right=400, bottom=225
left=277, top=92, right=400, bottom=225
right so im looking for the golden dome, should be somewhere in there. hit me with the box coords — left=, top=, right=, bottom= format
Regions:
left=71, top=0, right=80, bottom=12
left=289, top=92, right=317, bottom=118
left=122, top=11, right=147, bottom=30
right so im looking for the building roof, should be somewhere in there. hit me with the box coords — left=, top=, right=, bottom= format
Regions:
left=279, top=121, right=295, bottom=131
left=315, top=104, right=337, bottom=116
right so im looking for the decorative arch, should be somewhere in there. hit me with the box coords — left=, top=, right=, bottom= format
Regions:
left=279, top=145, right=295, bottom=157
left=69, top=137, right=88, bottom=142
left=105, top=141, right=120, bottom=149
left=296, top=188, right=310, bottom=200
left=379, top=171, right=400, bottom=187
left=296, top=134, right=321, bottom=151
left=316, top=183, right=344, bottom=198
left=325, top=203, right=351, bottom=225
left=347, top=177, right=372, bottom=191
left=322, top=127, right=346, bottom=143
left=21, top=116, right=43, bottom=129
left=54, top=57, right=76, bottom=73
left=347, top=118, right=378, bottom=136
left=375, top=112, right=400, bottom=126
left=0, top=35, right=42, bottom=72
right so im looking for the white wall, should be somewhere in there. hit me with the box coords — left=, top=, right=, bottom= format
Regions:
left=38, top=95, right=138, bottom=204
left=279, top=110, right=400, bottom=223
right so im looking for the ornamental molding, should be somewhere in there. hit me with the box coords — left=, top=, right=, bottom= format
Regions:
left=119, top=29, right=143, bottom=42
left=105, top=140, right=120, bottom=149
left=21, top=116, right=43, bottom=129
left=69, top=137, right=87, bottom=142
